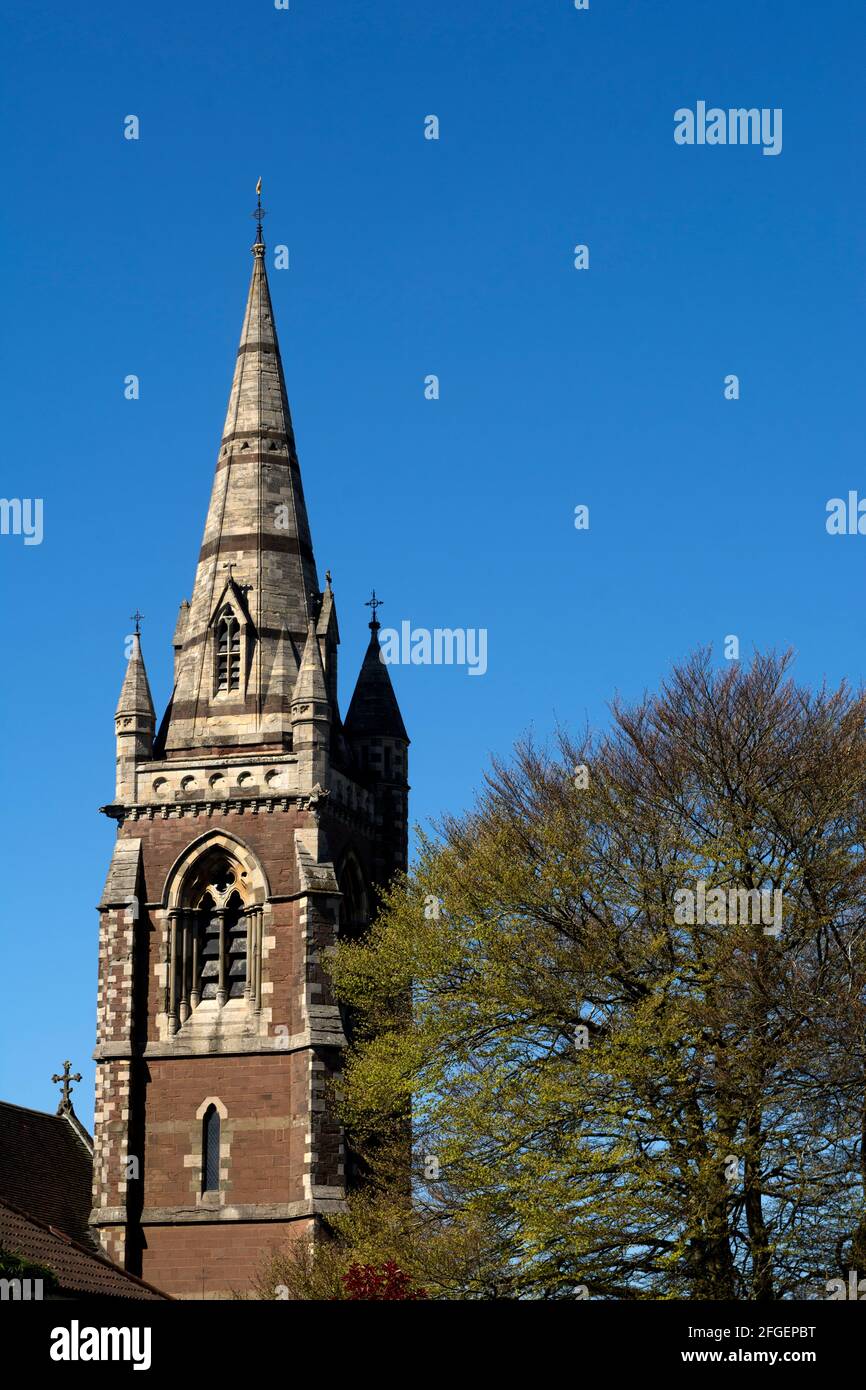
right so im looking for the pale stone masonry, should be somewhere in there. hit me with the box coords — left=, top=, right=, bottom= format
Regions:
left=90, top=207, right=410, bottom=1299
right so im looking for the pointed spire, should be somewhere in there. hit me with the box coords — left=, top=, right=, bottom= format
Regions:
left=115, top=631, right=155, bottom=801
left=345, top=610, right=409, bottom=743
left=292, top=620, right=331, bottom=788
left=263, top=623, right=298, bottom=715
left=161, top=188, right=320, bottom=751
left=172, top=599, right=190, bottom=648
left=116, top=632, right=155, bottom=721
left=316, top=575, right=338, bottom=639
left=292, top=620, right=329, bottom=707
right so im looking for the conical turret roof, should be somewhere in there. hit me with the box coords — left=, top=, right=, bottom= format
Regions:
left=115, top=633, right=155, bottom=722
left=345, top=622, right=409, bottom=743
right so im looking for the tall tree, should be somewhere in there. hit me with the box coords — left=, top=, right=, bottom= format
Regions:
left=329, top=651, right=866, bottom=1299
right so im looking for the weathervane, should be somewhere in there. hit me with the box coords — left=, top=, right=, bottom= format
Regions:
left=365, top=589, right=383, bottom=628
left=252, top=176, right=267, bottom=246
left=130, top=609, right=144, bottom=635
left=52, top=1060, right=82, bottom=1115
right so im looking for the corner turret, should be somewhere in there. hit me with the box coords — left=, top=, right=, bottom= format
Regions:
left=114, top=630, right=155, bottom=802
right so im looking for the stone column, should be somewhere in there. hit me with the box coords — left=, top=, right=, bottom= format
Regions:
left=244, top=910, right=253, bottom=1004
left=217, top=909, right=227, bottom=1007
left=179, top=913, right=190, bottom=1024
left=190, top=911, right=200, bottom=1010
left=254, top=906, right=263, bottom=1013
left=167, top=910, right=179, bottom=1034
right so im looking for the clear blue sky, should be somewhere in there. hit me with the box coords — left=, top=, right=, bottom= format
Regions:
left=2, top=0, right=865, bottom=1125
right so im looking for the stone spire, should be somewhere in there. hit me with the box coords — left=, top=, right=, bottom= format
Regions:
left=291, top=620, right=331, bottom=787
left=116, top=632, right=155, bottom=721
left=115, top=632, right=155, bottom=800
left=161, top=189, right=320, bottom=752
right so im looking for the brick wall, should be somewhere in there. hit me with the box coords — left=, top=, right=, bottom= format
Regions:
left=141, top=1217, right=315, bottom=1299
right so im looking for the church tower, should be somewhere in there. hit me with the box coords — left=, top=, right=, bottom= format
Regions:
left=90, top=194, right=409, bottom=1298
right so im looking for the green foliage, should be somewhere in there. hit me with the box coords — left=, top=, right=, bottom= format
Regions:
left=254, top=1190, right=511, bottom=1300
left=328, top=650, right=866, bottom=1300
left=0, top=1246, right=58, bottom=1290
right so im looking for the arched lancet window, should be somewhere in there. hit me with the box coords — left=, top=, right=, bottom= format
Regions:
left=339, top=854, right=369, bottom=941
left=202, top=1105, right=220, bottom=1193
left=216, top=606, right=241, bottom=693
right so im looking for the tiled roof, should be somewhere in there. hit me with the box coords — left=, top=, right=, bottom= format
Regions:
left=0, top=1101, right=94, bottom=1246
left=0, top=1199, right=168, bottom=1300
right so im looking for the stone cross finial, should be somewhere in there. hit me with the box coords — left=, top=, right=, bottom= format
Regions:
left=365, top=589, right=383, bottom=629
left=52, top=1060, right=82, bottom=1115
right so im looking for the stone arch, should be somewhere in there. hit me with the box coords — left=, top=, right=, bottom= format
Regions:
left=196, top=1095, right=228, bottom=1120
left=162, top=829, right=270, bottom=910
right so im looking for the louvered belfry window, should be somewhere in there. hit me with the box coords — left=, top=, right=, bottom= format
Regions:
left=224, top=893, right=248, bottom=999
left=199, top=891, right=247, bottom=1001
left=216, top=607, right=241, bottom=692
left=199, top=894, right=221, bottom=1001
left=202, top=1105, right=220, bottom=1193
left=168, top=854, right=262, bottom=1034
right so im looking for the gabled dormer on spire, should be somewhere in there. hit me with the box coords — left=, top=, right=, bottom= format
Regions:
left=160, top=185, right=319, bottom=753
left=207, top=572, right=253, bottom=699
left=115, top=631, right=155, bottom=801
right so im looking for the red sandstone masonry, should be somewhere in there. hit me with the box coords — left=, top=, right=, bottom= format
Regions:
left=141, top=1218, right=315, bottom=1298
left=114, top=807, right=372, bottom=1039
left=93, top=804, right=354, bottom=1295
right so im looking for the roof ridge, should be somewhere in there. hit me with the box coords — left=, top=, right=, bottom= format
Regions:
left=60, top=1106, right=94, bottom=1156
left=0, top=1098, right=71, bottom=1121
